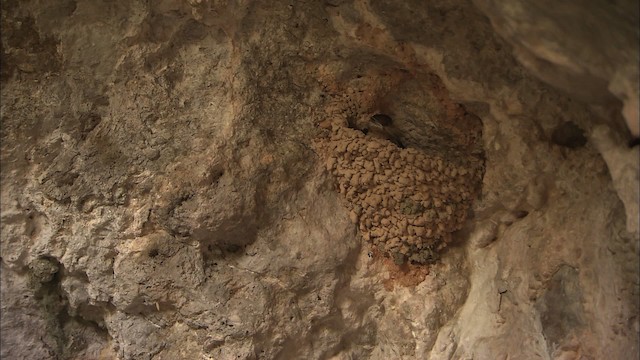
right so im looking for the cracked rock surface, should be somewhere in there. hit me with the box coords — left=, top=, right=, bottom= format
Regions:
left=1, top=0, right=638, bottom=359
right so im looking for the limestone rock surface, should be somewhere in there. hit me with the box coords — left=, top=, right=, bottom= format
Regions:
left=1, top=1, right=638, bottom=359
left=472, top=0, right=640, bottom=137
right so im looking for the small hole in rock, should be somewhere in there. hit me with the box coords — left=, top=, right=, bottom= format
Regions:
left=551, top=121, right=587, bottom=148
left=226, top=244, right=242, bottom=253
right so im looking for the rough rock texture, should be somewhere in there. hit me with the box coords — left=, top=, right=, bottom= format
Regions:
left=1, top=1, right=638, bottom=360
left=472, top=0, right=640, bottom=137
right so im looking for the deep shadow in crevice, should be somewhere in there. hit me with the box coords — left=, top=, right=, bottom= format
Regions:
left=29, top=257, right=112, bottom=359
left=550, top=121, right=588, bottom=148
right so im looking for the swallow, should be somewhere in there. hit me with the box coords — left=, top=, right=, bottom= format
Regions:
left=366, top=113, right=405, bottom=148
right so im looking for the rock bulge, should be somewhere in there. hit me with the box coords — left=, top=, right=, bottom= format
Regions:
left=315, top=124, right=484, bottom=264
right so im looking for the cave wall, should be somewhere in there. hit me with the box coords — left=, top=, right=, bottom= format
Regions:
left=473, top=0, right=640, bottom=137
left=1, top=0, right=638, bottom=359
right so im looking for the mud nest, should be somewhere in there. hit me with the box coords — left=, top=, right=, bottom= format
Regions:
left=315, top=124, right=484, bottom=265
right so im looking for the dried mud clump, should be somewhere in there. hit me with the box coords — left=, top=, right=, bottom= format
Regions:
left=315, top=124, right=484, bottom=265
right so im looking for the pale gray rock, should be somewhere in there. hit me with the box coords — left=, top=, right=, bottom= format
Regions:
left=1, top=0, right=637, bottom=359
left=472, top=0, right=640, bottom=137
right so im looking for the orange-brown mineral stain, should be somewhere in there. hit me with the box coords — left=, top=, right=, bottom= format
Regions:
left=382, top=258, right=430, bottom=290
left=369, top=248, right=430, bottom=290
